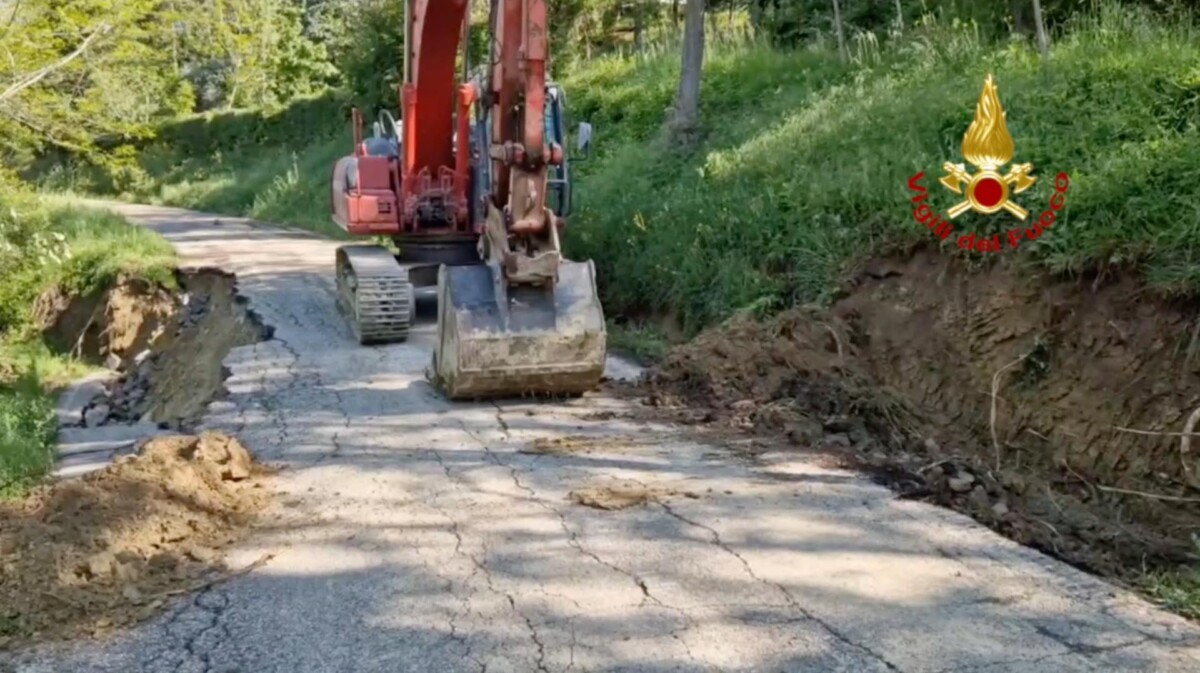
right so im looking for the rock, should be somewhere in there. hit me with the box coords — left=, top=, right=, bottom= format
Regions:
left=823, top=415, right=854, bottom=433
left=969, top=485, right=991, bottom=511
left=730, top=399, right=756, bottom=412
left=992, top=501, right=1010, bottom=517
left=84, top=403, right=111, bottom=428
left=848, top=425, right=870, bottom=445
left=185, top=546, right=218, bottom=564
left=86, top=552, right=116, bottom=579
left=948, top=473, right=976, bottom=493
left=824, top=433, right=852, bottom=448
left=105, top=352, right=122, bottom=371
left=55, top=371, right=116, bottom=427
left=923, top=437, right=940, bottom=452
left=784, top=420, right=823, bottom=446
left=134, top=349, right=152, bottom=366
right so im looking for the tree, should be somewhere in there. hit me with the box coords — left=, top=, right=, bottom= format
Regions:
left=1032, top=0, right=1050, bottom=60
left=669, top=0, right=705, bottom=145
left=831, top=0, right=848, bottom=63
left=0, top=0, right=191, bottom=166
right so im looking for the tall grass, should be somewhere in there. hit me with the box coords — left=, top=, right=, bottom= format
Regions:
left=0, top=372, right=55, bottom=499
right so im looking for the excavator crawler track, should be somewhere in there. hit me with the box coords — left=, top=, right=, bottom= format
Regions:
left=335, top=245, right=415, bottom=345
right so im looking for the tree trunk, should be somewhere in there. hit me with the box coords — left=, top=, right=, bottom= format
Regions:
left=831, top=0, right=848, bottom=63
left=1010, top=0, right=1032, bottom=37
left=1032, top=0, right=1050, bottom=60
left=670, top=0, right=706, bottom=143
left=673, top=0, right=680, bottom=29
left=634, top=2, right=644, bottom=53
left=894, top=0, right=903, bottom=33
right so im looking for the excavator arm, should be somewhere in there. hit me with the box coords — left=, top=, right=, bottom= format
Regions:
left=331, top=0, right=606, bottom=399
left=435, top=0, right=605, bottom=399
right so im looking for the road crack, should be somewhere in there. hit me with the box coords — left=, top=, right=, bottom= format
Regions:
left=660, top=502, right=904, bottom=672
left=458, top=415, right=708, bottom=668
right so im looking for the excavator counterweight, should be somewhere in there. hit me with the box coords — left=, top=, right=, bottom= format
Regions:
left=329, top=0, right=605, bottom=399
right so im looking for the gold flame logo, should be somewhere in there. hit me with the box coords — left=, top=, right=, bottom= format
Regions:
left=939, top=74, right=1036, bottom=220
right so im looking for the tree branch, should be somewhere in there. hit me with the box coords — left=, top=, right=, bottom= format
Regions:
left=0, top=107, right=92, bottom=154
left=0, top=22, right=111, bottom=105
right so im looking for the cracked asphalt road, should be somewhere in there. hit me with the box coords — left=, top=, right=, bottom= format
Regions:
left=7, top=203, right=1200, bottom=673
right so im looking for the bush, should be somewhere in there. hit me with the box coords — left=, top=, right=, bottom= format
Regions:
left=0, top=371, right=55, bottom=499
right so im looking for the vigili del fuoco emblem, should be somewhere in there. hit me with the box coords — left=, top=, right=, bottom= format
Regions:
left=906, top=74, right=1070, bottom=253
left=939, top=74, right=1036, bottom=220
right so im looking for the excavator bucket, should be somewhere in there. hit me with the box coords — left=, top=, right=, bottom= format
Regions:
left=433, top=260, right=607, bottom=399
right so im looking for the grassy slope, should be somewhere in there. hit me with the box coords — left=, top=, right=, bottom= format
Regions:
left=0, top=192, right=175, bottom=498
left=564, top=6, right=1200, bottom=333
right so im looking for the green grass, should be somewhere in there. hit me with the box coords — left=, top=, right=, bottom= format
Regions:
left=137, top=134, right=350, bottom=239
left=1141, top=535, right=1200, bottom=620
left=0, top=190, right=176, bottom=498
left=0, top=373, right=56, bottom=499
left=1144, top=570, right=1200, bottom=620
left=607, top=323, right=673, bottom=365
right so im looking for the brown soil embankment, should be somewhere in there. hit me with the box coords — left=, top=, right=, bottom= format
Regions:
left=640, top=250, right=1200, bottom=581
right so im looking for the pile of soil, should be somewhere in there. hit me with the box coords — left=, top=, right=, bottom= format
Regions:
left=640, top=250, right=1200, bottom=581
left=0, top=432, right=271, bottom=648
left=569, top=480, right=701, bottom=511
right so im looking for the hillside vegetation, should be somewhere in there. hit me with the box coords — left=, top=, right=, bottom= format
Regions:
left=50, top=6, right=1200, bottom=342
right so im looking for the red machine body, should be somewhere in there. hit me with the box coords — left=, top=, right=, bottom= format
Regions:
left=331, top=0, right=560, bottom=242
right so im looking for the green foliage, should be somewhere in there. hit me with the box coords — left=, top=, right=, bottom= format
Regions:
left=0, top=193, right=174, bottom=325
left=169, top=0, right=336, bottom=110
left=309, top=0, right=406, bottom=109
left=0, top=0, right=335, bottom=179
left=143, top=132, right=351, bottom=239
left=563, top=3, right=1200, bottom=334
left=0, top=371, right=56, bottom=500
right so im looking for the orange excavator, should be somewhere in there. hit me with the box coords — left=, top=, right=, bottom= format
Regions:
left=330, top=0, right=606, bottom=399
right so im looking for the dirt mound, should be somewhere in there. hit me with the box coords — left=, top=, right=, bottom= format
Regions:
left=642, top=250, right=1200, bottom=581
left=0, top=432, right=271, bottom=648
left=569, top=480, right=701, bottom=510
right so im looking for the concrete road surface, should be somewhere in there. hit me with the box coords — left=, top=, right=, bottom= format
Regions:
left=7, top=204, right=1200, bottom=673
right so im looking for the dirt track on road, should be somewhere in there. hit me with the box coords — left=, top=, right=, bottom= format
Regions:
left=5, top=203, right=1200, bottom=673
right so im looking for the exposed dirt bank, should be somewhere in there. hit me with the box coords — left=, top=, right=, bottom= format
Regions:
left=636, top=249, right=1200, bottom=585
left=0, top=432, right=272, bottom=648
left=37, top=268, right=269, bottom=430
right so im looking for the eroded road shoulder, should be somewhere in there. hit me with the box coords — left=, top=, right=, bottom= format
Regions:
left=6, top=203, right=1200, bottom=673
